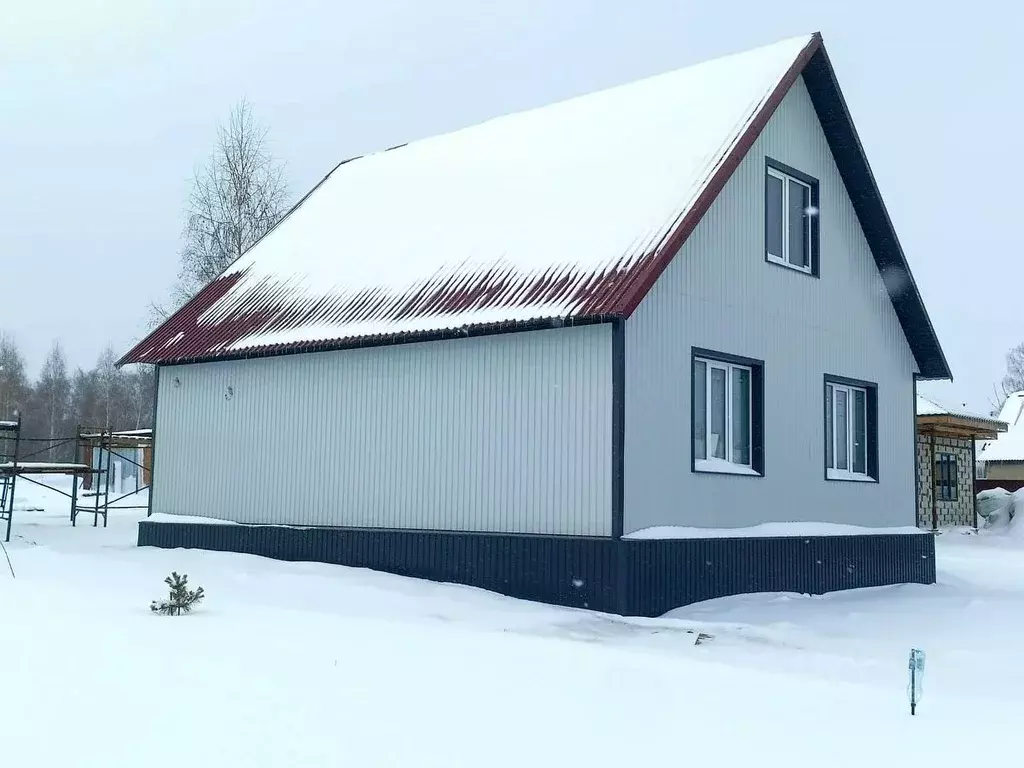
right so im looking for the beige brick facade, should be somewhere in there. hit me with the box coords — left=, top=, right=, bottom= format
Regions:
left=916, top=435, right=974, bottom=528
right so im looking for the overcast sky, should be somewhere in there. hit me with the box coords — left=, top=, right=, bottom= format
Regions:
left=2, top=1, right=1020, bottom=413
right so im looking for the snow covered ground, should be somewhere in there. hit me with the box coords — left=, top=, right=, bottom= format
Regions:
left=2, top=476, right=1023, bottom=766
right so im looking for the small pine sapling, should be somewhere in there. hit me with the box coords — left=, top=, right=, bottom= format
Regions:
left=150, top=571, right=205, bottom=616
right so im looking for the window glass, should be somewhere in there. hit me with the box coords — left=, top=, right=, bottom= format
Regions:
left=788, top=179, right=810, bottom=268
left=709, top=367, right=727, bottom=460
left=765, top=173, right=784, bottom=259
left=835, top=389, right=849, bottom=470
left=693, top=360, right=706, bottom=460
left=825, top=384, right=834, bottom=469
left=852, top=389, right=867, bottom=474
left=731, top=367, right=750, bottom=465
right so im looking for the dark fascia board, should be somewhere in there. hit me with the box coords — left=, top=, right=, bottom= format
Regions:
left=136, top=314, right=620, bottom=368
left=800, top=48, right=951, bottom=382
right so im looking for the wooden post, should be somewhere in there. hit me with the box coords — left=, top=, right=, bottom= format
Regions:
left=971, top=435, right=978, bottom=531
left=930, top=433, right=938, bottom=532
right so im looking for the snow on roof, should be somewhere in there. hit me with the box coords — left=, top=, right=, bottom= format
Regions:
left=0, top=420, right=19, bottom=429
left=916, top=394, right=1002, bottom=424
left=120, top=34, right=820, bottom=365
left=979, top=392, right=1024, bottom=462
left=120, top=31, right=949, bottom=377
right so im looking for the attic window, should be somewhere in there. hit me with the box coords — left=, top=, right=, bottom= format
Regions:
left=765, top=158, right=819, bottom=276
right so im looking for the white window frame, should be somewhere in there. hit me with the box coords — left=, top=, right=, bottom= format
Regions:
left=694, top=356, right=754, bottom=474
left=766, top=165, right=813, bottom=274
left=826, top=381, right=871, bottom=481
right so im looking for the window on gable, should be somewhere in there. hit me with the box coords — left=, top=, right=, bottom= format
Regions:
left=935, top=453, right=958, bottom=501
left=765, top=159, right=819, bottom=275
left=824, top=376, right=878, bottom=482
left=692, top=349, right=764, bottom=477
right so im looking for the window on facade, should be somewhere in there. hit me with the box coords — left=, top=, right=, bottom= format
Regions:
left=693, top=350, right=763, bottom=476
left=935, top=453, right=958, bottom=501
left=824, top=377, right=878, bottom=481
left=765, top=160, right=819, bottom=275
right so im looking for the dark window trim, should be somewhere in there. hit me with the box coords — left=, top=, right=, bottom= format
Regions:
left=823, top=374, right=879, bottom=483
left=611, top=320, right=625, bottom=539
left=764, top=157, right=821, bottom=278
left=690, top=347, right=765, bottom=477
left=148, top=364, right=160, bottom=518
left=935, top=452, right=958, bottom=502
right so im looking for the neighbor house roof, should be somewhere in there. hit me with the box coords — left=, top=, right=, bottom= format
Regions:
left=916, top=394, right=1001, bottom=423
left=916, top=394, right=1007, bottom=440
left=120, top=32, right=951, bottom=379
left=978, top=392, right=1024, bottom=462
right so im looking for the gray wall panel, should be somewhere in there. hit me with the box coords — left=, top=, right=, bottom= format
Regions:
left=624, top=77, right=918, bottom=532
left=154, top=324, right=612, bottom=535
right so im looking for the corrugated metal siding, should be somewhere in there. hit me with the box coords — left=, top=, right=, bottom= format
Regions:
left=154, top=324, right=612, bottom=535
left=138, top=522, right=936, bottom=617
left=624, top=77, right=918, bottom=533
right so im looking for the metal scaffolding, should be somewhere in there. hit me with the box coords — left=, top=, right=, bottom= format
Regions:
left=0, top=418, right=153, bottom=542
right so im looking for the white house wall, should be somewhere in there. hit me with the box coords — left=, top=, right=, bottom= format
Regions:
left=624, top=77, right=917, bottom=532
left=153, top=324, right=612, bottom=535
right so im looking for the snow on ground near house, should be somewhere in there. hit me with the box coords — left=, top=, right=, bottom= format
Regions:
left=2, top=476, right=1023, bottom=766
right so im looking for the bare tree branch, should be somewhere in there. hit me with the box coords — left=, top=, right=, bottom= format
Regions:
left=152, top=98, right=288, bottom=323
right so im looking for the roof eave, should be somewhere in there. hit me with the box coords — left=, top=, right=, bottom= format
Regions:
left=120, top=313, right=624, bottom=367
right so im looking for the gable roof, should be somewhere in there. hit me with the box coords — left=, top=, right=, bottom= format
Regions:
left=979, top=392, right=1024, bottom=462
left=121, top=32, right=950, bottom=379
left=916, top=394, right=1006, bottom=438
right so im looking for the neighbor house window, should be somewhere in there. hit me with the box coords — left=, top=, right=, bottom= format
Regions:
left=935, top=453, right=957, bottom=501
left=765, top=159, right=819, bottom=275
left=824, top=376, right=878, bottom=481
left=692, top=349, right=764, bottom=476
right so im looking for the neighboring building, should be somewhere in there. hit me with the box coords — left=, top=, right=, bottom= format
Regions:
left=915, top=395, right=1006, bottom=529
left=120, top=32, right=949, bottom=616
left=977, top=392, right=1024, bottom=481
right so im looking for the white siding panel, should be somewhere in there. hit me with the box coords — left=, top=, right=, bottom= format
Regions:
left=624, top=78, right=917, bottom=532
left=154, top=324, right=612, bottom=535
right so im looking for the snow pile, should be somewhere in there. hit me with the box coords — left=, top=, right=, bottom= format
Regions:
left=977, top=487, right=1024, bottom=539
left=977, top=488, right=1014, bottom=525
left=625, top=522, right=925, bottom=539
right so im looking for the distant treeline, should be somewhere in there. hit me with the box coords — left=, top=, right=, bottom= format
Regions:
left=0, top=333, right=154, bottom=461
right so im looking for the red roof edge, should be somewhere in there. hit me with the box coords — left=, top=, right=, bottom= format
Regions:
left=610, top=32, right=824, bottom=318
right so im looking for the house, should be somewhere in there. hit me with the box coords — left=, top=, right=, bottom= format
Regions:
left=915, top=395, right=1006, bottom=529
left=977, top=392, right=1024, bottom=484
left=120, top=32, right=949, bottom=617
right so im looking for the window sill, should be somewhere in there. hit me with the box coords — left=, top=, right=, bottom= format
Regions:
left=826, top=469, right=876, bottom=483
left=694, top=458, right=761, bottom=477
left=765, top=254, right=815, bottom=277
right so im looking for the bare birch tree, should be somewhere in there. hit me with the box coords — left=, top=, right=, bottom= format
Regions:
left=990, top=343, right=1024, bottom=413
left=0, top=333, right=28, bottom=422
left=34, top=341, right=72, bottom=458
left=151, top=98, right=289, bottom=324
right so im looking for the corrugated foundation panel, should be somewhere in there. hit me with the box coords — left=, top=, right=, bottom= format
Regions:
left=139, top=523, right=934, bottom=618
left=621, top=533, right=935, bottom=617
left=139, top=522, right=619, bottom=612
left=154, top=323, right=612, bottom=535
